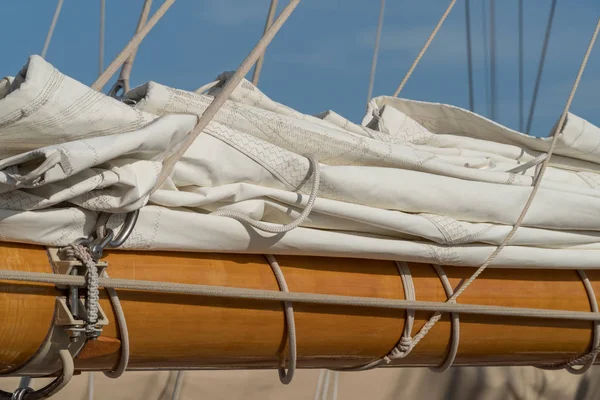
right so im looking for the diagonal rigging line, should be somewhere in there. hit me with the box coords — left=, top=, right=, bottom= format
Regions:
left=92, top=0, right=176, bottom=92
left=366, top=0, right=386, bottom=105
left=252, top=0, right=279, bottom=86
left=525, top=0, right=557, bottom=135
left=490, top=0, right=496, bottom=121
left=482, top=0, right=491, bottom=118
left=465, top=0, right=474, bottom=112
left=151, top=0, right=302, bottom=192
left=117, top=0, right=153, bottom=93
left=41, top=0, right=65, bottom=58
left=404, top=16, right=600, bottom=356
left=99, top=0, right=106, bottom=76
left=393, top=0, right=457, bottom=97
left=518, top=0, right=524, bottom=131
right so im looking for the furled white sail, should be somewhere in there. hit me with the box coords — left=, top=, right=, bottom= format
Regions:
left=1, top=56, right=600, bottom=269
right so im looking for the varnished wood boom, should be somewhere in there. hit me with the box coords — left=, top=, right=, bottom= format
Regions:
left=0, top=242, right=595, bottom=374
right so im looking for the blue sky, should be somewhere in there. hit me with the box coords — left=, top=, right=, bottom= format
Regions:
left=1, top=0, right=599, bottom=137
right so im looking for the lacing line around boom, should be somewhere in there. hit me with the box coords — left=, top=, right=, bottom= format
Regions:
left=63, top=244, right=130, bottom=379
left=265, top=255, right=297, bottom=384
left=538, top=270, right=600, bottom=374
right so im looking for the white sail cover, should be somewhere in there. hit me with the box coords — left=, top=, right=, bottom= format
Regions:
left=1, top=55, right=600, bottom=268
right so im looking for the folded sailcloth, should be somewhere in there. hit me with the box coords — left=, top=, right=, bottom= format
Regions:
left=0, top=55, right=600, bottom=269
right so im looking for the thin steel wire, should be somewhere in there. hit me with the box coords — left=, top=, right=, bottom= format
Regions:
left=490, top=0, right=496, bottom=121
left=482, top=0, right=491, bottom=117
left=366, top=0, right=386, bottom=105
left=525, top=0, right=557, bottom=135
left=99, top=0, right=105, bottom=76
left=465, top=0, right=474, bottom=111
left=518, top=0, right=524, bottom=131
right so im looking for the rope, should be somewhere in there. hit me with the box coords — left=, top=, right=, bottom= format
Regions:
left=41, top=0, right=64, bottom=59
left=171, top=371, right=184, bottom=400
left=109, top=0, right=153, bottom=97
left=489, top=0, right=496, bottom=121
left=392, top=0, right=457, bottom=97
left=102, top=277, right=130, bottom=378
left=99, top=0, right=105, bottom=77
left=5, top=269, right=600, bottom=322
left=525, top=0, right=557, bottom=135
left=67, top=244, right=100, bottom=337
left=481, top=0, right=491, bottom=118
left=61, top=245, right=130, bottom=377
left=92, top=0, right=176, bottom=92
left=265, top=255, right=296, bottom=384
left=539, top=270, right=600, bottom=373
left=252, top=0, right=279, bottom=86
left=386, top=261, right=416, bottom=361
left=194, top=80, right=221, bottom=94
left=392, top=16, right=600, bottom=362
left=120, top=0, right=152, bottom=93
left=152, top=0, right=301, bottom=192
left=429, top=265, right=459, bottom=372
left=464, top=0, right=474, bottom=112
left=331, top=261, right=416, bottom=371
left=211, top=154, right=320, bottom=233
left=366, top=0, right=386, bottom=105
left=518, top=0, right=524, bottom=131
left=2, top=349, right=74, bottom=400
left=506, top=153, right=547, bottom=174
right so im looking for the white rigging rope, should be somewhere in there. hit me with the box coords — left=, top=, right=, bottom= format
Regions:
left=99, top=0, right=105, bottom=77
left=4, top=268, right=600, bottom=321
left=366, top=0, right=386, bottom=105
left=92, top=0, right=176, bottom=92
left=41, top=0, right=64, bottom=59
left=252, top=0, right=279, bottom=86
left=152, top=0, right=302, bottom=191
left=109, top=0, right=153, bottom=97
left=392, top=0, right=457, bottom=97
left=397, top=16, right=600, bottom=362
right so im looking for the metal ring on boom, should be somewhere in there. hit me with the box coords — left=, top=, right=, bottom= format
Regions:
left=76, top=210, right=140, bottom=260
left=108, top=79, right=126, bottom=100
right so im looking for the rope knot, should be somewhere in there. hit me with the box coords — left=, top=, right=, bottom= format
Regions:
left=64, top=243, right=100, bottom=338
left=398, top=336, right=413, bottom=353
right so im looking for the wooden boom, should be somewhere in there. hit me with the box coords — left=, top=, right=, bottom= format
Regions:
left=0, top=242, right=596, bottom=374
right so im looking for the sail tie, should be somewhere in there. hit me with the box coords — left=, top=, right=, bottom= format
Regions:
left=1, top=350, right=73, bottom=400
left=108, top=0, right=153, bottom=98
left=266, top=255, right=297, bottom=384
left=379, top=16, right=600, bottom=372
left=538, top=270, right=600, bottom=374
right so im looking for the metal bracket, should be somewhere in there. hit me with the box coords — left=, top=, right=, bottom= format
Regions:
left=48, top=247, right=108, bottom=283
left=4, top=296, right=109, bottom=377
left=55, top=297, right=109, bottom=339
left=48, top=247, right=109, bottom=339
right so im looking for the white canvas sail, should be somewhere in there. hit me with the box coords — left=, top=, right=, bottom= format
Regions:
left=0, top=56, right=599, bottom=269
